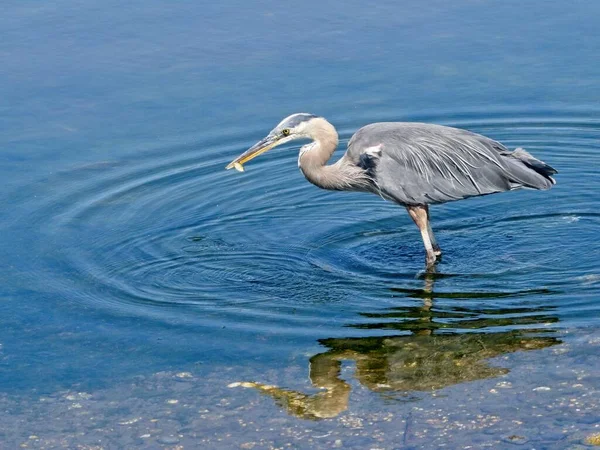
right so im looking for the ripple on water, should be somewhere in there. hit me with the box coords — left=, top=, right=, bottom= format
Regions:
left=11, top=108, right=600, bottom=335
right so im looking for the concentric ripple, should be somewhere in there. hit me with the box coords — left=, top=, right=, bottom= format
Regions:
left=8, top=108, right=600, bottom=336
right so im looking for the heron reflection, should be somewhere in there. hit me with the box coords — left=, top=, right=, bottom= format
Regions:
left=229, top=275, right=560, bottom=420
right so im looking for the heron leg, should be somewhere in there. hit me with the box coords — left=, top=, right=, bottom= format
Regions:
left=406, top=205, right=437, bottom=267
left=426, top=215, right=442, bottom=257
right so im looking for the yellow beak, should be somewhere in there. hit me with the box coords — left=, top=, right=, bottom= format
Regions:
left=226, top=135, right=280, bottom=172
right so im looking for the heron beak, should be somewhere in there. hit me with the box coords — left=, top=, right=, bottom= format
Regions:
left=226, top=134, right=281, bottom=172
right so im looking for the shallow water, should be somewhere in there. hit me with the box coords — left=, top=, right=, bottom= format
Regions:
left=1, top=0, right=600, bottom=447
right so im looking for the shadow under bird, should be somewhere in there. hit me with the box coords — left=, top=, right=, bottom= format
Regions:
left=226, top=113, right=557, bottom=267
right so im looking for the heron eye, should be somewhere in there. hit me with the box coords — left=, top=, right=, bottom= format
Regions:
left=282, top=129, right=291, bottom=136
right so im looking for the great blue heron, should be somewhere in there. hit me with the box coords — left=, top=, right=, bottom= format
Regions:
left=226, top=113, right=557, bottom=267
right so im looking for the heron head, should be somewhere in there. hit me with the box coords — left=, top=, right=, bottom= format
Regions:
left=226, top=113, right=319, bottom=171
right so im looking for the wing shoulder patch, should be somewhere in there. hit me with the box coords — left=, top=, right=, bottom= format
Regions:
left=357, top=144, right=383, bottom=179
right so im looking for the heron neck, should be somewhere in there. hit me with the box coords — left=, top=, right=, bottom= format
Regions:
left=298, top=119, right=368, bottom=191
left=298, top=120, right=343, bottom=190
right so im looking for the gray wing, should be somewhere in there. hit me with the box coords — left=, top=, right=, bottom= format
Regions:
left=346, top=122, right=556, bottom=205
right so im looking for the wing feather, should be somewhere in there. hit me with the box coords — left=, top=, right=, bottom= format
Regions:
left=346, top=122, right=553, bottom=205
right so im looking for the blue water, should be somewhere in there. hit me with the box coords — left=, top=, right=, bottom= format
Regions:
left=1, top=0, right=600, bottom=441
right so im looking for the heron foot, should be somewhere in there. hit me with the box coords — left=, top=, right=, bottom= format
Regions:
left=425, top=247, right=443, bottom=269
left=425, top=252, right=437, bottom=268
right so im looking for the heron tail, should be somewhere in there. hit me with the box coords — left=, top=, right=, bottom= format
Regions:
left=511, top=148, right=557, bottom=186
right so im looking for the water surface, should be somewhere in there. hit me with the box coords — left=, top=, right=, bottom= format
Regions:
left=1, top=0, right=600, bottom=447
